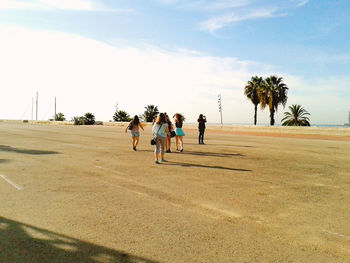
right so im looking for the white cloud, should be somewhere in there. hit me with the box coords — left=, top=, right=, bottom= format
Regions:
left=0, top=25, right=267, bottom=123
left=200, top=8, right=282, bottom=33
left=184, top=0, right=250, bottom=11
left=0, top=25, right=348, bottom=125
left=296, top=0, right=309, bottom=7
left=193, top=0, right=308, bottom=33
left=0, top=0, right=130, bottom=12
left=154, top=0, right=310, bottom=33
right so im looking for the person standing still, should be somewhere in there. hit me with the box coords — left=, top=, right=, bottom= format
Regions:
left=152, top=113, right=169, bottom=164
left=197, top=114, right=206, bottom=144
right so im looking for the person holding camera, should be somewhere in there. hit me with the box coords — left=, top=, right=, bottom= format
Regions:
left=197, top=114, right=207, bottom=144
left=152, top=113, right=169, bottom=164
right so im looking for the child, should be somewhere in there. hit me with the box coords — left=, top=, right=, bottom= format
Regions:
left=125, top=115, right=144, bottom=151
left=173, top=113, right=185, bottom=152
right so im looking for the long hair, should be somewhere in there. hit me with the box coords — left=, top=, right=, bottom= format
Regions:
left=173, top=113, right=184, bottom=123
left=155, top=113, right=166, bottom=124
left=164, top=113, right=171, bottom=124
left=132, top=115, right=139, bottom=125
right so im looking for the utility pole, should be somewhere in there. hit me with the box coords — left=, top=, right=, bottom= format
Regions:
left=54, top=97, right=57, bottom=119
left=218, top=94, right=223, bottom=127
left=36, top=91, right=38, bottom=121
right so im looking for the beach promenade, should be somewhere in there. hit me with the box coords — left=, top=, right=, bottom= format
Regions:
left=0, top=122, right=349, bottom=262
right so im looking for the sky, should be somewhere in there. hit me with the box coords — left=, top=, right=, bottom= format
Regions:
left=0, top=0, right=349, bottom=125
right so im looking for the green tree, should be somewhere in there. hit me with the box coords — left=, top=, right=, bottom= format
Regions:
left=244, top=76, right=265, bottom=125
left=142, top=105, right=159, bottom=122
left=84, top=112, right=95, bottom=125
left=281, top=104, right=310, bottom=126
left=113, top=110, right=131, bottom=122
left=258, top=75, right=288, bottom=126
left=54, top=112, right=65, bottom=121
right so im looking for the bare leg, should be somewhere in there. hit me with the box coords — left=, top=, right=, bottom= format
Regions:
left=160, top=137, right=166, bottom=160
left=166, top=136, right=171, bottom=151
left=175, top=136, right=179, bottom=150
left=154, top=138, right=161, bottom=163
left=132, top=137, right=137, bottom=150
left=179, top=136, right=184, bottom=151
left=155, top=153, right=159, bottom=161
left=135, top=137, right=140, bottom=147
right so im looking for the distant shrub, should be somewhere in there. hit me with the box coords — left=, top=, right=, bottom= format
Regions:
left=95, top=121, right=103, bottom=125
left=84, top=113, right=95, bottom=125
left=55, top=112, right=66, bottom=121
left=23, top=120, right=29, bottom=123
left=72, top=113, right=95, bottom=125
left=72, top=116, right=85, bottom=125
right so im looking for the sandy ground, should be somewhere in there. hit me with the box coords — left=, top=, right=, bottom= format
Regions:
left=0, top=122, right=349, bottom=262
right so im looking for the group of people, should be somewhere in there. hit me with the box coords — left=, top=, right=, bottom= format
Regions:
left=125, top=113, right=207, bottom=164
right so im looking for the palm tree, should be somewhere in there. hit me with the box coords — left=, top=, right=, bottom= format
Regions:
left=281, top=104, right=310, bottom=126
left=142, top=105, right=159, bottom=122
left=84, top=112, right=95, bottom=125
left=244, top=76, right=265, bottom=125
left=113, top=110, right=131, bottom=122
left=258, top=75, right=288, bottom=126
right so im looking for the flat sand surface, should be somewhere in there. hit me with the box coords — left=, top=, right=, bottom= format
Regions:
left=0, top=122, right=349, bottom=262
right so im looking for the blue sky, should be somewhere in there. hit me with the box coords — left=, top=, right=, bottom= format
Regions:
left=0, top=0, right=349, bottom=124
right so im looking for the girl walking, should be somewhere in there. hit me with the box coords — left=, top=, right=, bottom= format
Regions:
left=125, top=115, right=144, bottom=151
left=173, top=113, right=185, bottom=152
left=197, top=114, right=207, bottom=144
left=152, top=113, right=169, bottom=164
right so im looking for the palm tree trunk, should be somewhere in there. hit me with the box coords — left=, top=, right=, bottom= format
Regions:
left=270, top=108, right=275, bottom=126
left=254, top=104, right=257, bottom=125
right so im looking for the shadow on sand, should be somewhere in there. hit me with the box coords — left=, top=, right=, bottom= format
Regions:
left=0, top=216, right=158, bottom=263
left=185, top=143, right=254, bottom=148
left=173, top=150, right=244, bottom=158
left=0, top=145, right=59, bottom=155
left=137, top=150, right=244, bottom=158
left=164, top=161, right=251, bottom=172
left=0, top=159, right=11, bottom=164
left=136, top=149, right=153, bottom=153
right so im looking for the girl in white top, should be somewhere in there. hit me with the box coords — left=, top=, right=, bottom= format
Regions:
left=125, top=115, right=144, bottom=151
